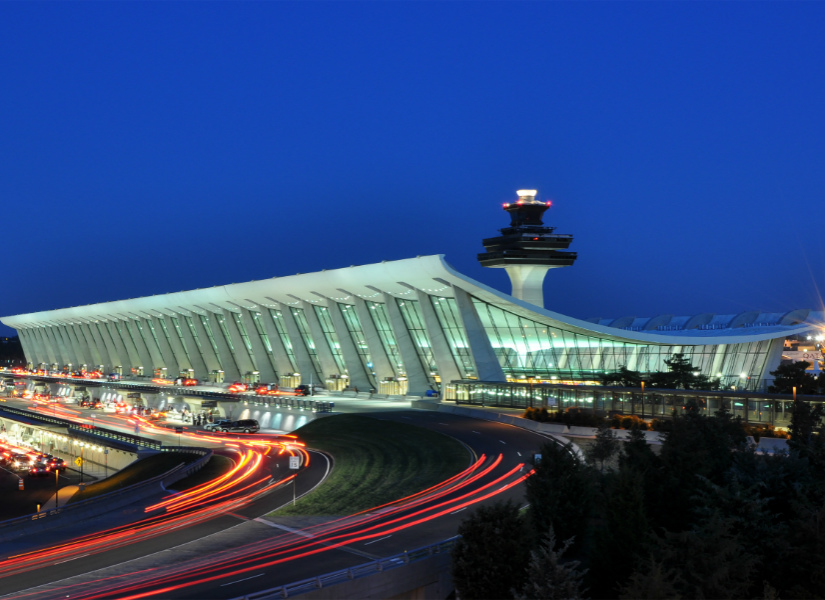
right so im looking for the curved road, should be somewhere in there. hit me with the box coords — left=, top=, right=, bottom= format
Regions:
left=0, top=408, right=561, bottom=600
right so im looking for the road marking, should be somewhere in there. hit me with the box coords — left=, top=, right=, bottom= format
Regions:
left=472, top=431, right=480, bottom=434
left=220, top=573, right=265, bottom=586
left=499, top=440, right=506, bottom=444
left=54, top=553, right=90, bottom=565
left=451, top=507, right=467, bottom=515
left=438, top=422, right=449, bottom=426
left=228, top=512, right=249, bottom=520
left=364, top=535, right=392, bottom=546
left=254, top=518, right=315, bottom=538
left=402, top=416, right=411, bottom=419
left=517, top=451, right=522, bottom=456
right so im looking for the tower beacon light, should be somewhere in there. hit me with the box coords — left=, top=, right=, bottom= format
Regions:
left=478, top=188, right=577, bottom=308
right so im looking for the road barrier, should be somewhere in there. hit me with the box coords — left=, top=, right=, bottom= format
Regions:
left=231, top=536, right=459, bottom=600
left=0, top=447, right=212, bottom=542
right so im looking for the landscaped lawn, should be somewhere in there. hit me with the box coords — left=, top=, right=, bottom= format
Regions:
left=272, top=413, right=469, bottom=516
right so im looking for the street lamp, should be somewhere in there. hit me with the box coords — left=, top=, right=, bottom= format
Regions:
left=526, top=376, right=535, bottom=409
left=640, top=380, right=645, bottom=419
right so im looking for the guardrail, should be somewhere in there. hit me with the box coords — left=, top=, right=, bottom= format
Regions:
left=0, top=447, right=213, bottom=542
left=0, top=405, right=163, bottom=450
left=232, top=536, right=459, bottom=600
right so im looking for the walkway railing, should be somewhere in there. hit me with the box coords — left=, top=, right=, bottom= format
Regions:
left=230, top=536, right=459, bottom=600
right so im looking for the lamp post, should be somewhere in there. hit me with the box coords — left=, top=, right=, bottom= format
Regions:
left=526, top=376, right=535, bottom=409
left=641, top=380, right=645, bottom=419
left=54, top=468, right=59, bottom=509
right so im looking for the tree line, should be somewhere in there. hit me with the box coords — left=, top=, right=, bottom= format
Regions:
left=452, top=399, right=825, bottom=599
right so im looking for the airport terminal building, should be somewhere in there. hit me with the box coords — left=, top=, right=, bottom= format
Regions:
left=2, top=191, right=822, bottom=397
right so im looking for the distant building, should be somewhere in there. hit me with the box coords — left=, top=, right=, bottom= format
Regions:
left=1, top=190, right=822, bottom=394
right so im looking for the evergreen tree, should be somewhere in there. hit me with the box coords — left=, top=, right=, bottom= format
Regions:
left=524, top=441, right=592, bottom=548
left=589, top=467, right=652, bottom=598
left=768, top=361, right=818, bottom=394
left=586, top=425, right=619, bottom=472
left=452, top=500, right=532, bottom=600
left=515, top=528, right=587, bottom=600
left=601, top=365, right=642, bottom=387
left=619, top=556, right=682, bottom=600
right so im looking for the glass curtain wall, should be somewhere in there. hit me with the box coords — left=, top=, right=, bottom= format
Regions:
left=430, top=297, right=476, bottom=379
left=268, top=309, right=298, bottom=372
left=289, top=307, right=323, bottom=376
left=337, top=304, right=376, bottom=383
left=312, top=306, right=347, bottom=374
left=251, top=311, right=280, bottom=376
left=366, top=301, right=405, bottom=377
left=230, top=312, right=258, bottom=371
left=472, top=298, right=773, bottom=388
left=187, top=315, right=217, bottom=369
left=168, top=316, right=192, bottom=366
left=396, top=299, right=439, bottom=386
left=198, top=315, right=223, bottom=369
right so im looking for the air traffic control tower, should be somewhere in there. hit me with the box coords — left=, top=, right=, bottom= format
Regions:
left=478, top=189, right=577, bottom=308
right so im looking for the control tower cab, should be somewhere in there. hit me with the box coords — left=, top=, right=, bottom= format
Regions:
left=478, top=189, right=577, bottom=308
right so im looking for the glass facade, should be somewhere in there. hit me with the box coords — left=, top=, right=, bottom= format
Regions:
left=168, top=316, right=192, bottom=365
left=251, top=311, right=279, bottom=376
left=396, top=299, right=439, bottom=385
left=198, top=314, right=223, bottom=369
left=472, top=299, right=773, bottom=390
left=230, top=312, right=258, bottom=371
left=268, top=309, right=298, bottom=372
left=367, top=301, right=405, bottom=377
left=289, top=307, right=323, bottom=376
left=338, top=304, right=375, bottom=383
left=313, top=306, right=347, bottom=373
left=431, top=297, right=476, bottom=378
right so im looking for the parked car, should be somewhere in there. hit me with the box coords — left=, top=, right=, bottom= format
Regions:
left=221, top=419, right=260, bottom=434
left=294, top=384, right=312, bottom=396
left=203, top=419, right=231, bottom=432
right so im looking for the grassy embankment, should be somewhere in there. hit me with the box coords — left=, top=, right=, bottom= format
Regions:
left=271, top=413, right=469, bottom=517
left=68, top=451, right=200, bottom=503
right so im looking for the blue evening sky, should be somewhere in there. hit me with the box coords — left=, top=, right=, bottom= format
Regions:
left=1, top=2, right=824, bottom=336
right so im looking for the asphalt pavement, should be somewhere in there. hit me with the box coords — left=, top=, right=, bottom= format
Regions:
left=0, top=409, right=566, bottom=600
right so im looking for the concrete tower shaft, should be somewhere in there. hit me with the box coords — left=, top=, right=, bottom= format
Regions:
left=477, top=189, right=577, bottom=307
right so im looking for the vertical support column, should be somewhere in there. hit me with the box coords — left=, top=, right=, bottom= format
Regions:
left=301, top=302, right=340, bottom=379
left=452, top=287, right=506, bottom=382
left=118, top=318, right=154, bottom=375
left=44, top=325, right=70, bottom=366
left=383, top=293, right=431, bottom=395
left=90, top=321, right=119, bottom=370
left=78, top=322, right=106, bottom=367
left=16, top=329, right=34, bottom=365
left=280, top=306, right=322, bottom=386
left=220, top=309, right=256, bottom=378
left=31, top=327, right=56, bottom=365
left=18, top=329, right=41, bottom=365
left=258, top=310, right=296, bottom=379
left=239, top=309, right=277, bottom=382
left=102, top=321, right=132, bottom=372
left=352, top=298, right=394, bottom=381
left=68, top=324, right=95, bottom=366
left=415, top=290, right=462, bottom=385
left=327, top=302, right=372, bottom=390
left=59, top=325, right=86, bottom=366
left=173, top=313, right=209, bottom=379
left=200, top=311, right=240, bottom=381
left=189, top=313, right=223, bottom=374
left=158, top=315, right=192, bottom=372
left=147, top=316, right=181, bottom=374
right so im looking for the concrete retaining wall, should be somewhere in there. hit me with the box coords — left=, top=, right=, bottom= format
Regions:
left=411, top=400, right=664, bottom=443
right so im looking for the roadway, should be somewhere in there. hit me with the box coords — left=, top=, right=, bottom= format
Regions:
left=0, top=407, right=558, bottom=600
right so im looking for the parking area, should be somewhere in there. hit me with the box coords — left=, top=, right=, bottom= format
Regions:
left=0, top=463, right=90, bottom=521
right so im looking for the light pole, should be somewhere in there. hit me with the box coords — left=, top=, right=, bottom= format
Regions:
left=54, top=468, right=59, bottom=509
left=526, top=375, right=537, bottom=409
left=640, top=380, right=645, bottom=418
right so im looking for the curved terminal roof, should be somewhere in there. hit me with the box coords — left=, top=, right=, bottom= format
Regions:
left=2, top=255, right=822, bottom=347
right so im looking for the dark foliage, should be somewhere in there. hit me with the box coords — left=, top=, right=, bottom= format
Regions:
left=451, top=500, right=532, bottom=600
